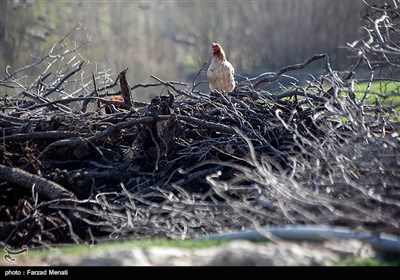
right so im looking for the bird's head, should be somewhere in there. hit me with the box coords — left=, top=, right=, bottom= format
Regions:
left=211, top=42, right=226, bottom=59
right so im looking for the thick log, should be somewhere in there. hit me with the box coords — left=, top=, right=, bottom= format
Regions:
left=0, top=164, right=76, bottom=200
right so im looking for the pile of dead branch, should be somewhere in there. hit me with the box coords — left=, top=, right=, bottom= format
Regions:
left=1, top=4, right=400, bottom=248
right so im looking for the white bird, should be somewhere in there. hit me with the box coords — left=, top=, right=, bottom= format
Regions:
left=207, top=43, right=235, bottom=94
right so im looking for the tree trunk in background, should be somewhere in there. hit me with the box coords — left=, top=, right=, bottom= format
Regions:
left=0, top=0, right=11, bottom=66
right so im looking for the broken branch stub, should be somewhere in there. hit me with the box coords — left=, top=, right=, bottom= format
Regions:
left=120, top=68, right=133, bottom=110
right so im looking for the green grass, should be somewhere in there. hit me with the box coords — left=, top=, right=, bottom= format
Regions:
left=22, top=238, right=229, bottom=257
left=355, top=80, right=399, bottom=94
left=353, top=80, right=400, bottom=105
left=335, top=256, right=400, bottom=266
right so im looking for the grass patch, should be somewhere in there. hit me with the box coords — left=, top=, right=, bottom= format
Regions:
left=22, top=238, right=229, bottom=258
left=354, top=80, right=400, bottom=105
left=335, top=256, right=400, bottom=266
left=355, top=80, right=399, bottom=94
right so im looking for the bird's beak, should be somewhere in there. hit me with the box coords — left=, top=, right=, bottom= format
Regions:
left=212, top=42, right=217, bottom=47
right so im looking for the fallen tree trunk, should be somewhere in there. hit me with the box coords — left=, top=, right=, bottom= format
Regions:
left=0, top=164, right=76, bottom=200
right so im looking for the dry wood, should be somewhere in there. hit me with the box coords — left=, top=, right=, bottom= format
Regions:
left=0, top=164, right=76, bottom=200
left=119, top=68, right=133, bottom=110
left=253, top=54, right=327, bottom=89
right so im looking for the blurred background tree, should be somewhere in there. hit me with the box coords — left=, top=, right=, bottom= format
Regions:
left=0, top=0, right=367, bottom=101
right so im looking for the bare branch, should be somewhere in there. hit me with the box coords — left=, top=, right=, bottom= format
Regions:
left=253, top=54, right=327, bottom=89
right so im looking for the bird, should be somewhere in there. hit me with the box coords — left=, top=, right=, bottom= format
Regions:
left=105, top=95, right=124, bottom=114
left=207, top=42, right=235, bottom=94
